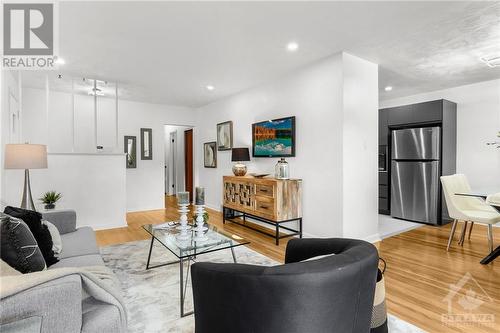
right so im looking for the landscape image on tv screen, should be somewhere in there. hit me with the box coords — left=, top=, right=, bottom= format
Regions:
left=252, top=116, right=295, bottom=157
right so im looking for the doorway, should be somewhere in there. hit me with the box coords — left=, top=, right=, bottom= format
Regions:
left=164, top=125, right=194, bottom=204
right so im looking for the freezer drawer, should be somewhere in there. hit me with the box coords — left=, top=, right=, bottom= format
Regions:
left=392, top=127, right=440, bottom=160
left=391, top=160, right=440, bottom=224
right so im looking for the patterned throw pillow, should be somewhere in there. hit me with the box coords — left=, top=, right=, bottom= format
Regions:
left=0, top=213, right=46, bottom=273
left=3, top=206, right=58, bottom=266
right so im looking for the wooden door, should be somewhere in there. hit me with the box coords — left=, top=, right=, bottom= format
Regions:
left=184, top=129, right=194, bottom=202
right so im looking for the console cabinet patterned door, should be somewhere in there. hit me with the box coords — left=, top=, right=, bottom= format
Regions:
left=223, top=176, right=302, bottom=222
left=224, top=181, right=254, bottom=209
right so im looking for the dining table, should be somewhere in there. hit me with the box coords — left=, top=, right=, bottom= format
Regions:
left=455, top=192, right=500, bottom=264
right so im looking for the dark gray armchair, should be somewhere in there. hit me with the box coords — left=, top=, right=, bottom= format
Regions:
left=191, top=238, right=379, bottom=333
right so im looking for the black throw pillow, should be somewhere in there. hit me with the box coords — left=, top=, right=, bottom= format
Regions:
left=4, top=206, right=59, bottom=267
left=0, top=213, right=46, bottom=273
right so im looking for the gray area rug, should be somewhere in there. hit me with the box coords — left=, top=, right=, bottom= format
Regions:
left=101, top=240, right=426, bottom=333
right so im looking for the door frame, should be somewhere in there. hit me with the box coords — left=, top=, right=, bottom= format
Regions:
left=184, top=129, right=194, bottom=202
left=168, top=131, right=177, bottom=195
left=164, top=125, right=195, bottom=202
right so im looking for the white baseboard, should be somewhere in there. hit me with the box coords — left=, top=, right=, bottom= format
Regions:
left=126, top=207, right=165, bottom=213
left=86, top=223, right=127, bottom=231
left=205, top=203, right=222, bottom=212
left=363, top=233, right=382, bottom=244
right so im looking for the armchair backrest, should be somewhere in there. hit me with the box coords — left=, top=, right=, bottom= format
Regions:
left=191, top=238, right=378, bottom=333
left=440, top=174, right=482, bottom=220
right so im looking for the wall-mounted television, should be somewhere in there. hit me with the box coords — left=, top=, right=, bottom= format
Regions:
left=252, top=116, right=296, bottom=157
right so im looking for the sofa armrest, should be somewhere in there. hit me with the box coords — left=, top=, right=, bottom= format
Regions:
left=0, top=275, right=83, bottom=333
left=42, top=210, right=77, bottom=234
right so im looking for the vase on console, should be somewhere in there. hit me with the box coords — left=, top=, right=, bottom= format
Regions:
left=231, top=148, right=250, bottom=176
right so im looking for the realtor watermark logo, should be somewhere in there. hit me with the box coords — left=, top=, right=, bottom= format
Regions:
left=442, top=272, right=495, bottom=328
left=2, top=1, right=59, bottom=69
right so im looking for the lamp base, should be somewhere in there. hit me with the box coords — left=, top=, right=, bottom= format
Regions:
left=21, top=169, right=36, bottom=211
left=232, top=163, right=247, bottom=176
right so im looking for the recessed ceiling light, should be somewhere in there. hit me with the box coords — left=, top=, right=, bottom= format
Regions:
left=206, top=85, right=215, bottom=91
left=480, top=56, right=500, bottom=68
left=384, top=86, right=393, bottom=92
left=286, top=42, right=299, bottom=52
left=54, top=57, right=65, bottom=65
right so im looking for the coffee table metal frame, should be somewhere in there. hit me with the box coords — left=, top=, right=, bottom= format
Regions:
left=142, top=223, right=249, bottom=317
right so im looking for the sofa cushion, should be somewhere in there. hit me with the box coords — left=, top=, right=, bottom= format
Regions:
left=4, top=206, right=58, bottom=267
left=60, top=227, right=99, bottom=259
left=0, top=213, right=46, bottom=273
left=49, top=254, right=104, bottom=269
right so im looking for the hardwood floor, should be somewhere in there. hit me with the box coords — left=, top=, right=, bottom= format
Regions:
left=96, top=195, right=499, bottom=333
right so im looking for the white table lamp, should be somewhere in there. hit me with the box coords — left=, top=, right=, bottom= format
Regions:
left=4, top=144, right=48, bottom=211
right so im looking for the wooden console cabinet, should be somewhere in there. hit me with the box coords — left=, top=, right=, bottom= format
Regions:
left=223, top=176, right=302, bottom=245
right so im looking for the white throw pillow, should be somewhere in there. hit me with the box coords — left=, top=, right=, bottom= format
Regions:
left=42, top=220, right=63, bottom=255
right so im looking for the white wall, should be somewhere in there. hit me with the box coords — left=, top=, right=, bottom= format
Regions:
left=380, top=79, right=500, bottom=192
left=0, top=71, right=20, bottom=208
left=342, top=53, right=379, bottom=239
left=119, top=102, right=195, bottom=212
left=3, top=153, right=126, bottom=230
left=195, top=52, right=379, bottom=240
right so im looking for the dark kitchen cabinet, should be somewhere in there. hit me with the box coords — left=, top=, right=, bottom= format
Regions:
left=413, top=100, right=442, bottom=123
left=379, top=198, right=389, bottom=214
left=378, top=99, right=457, bottom=222
left=379, top=108, right=389, bottom=145
left=378, top=172, right=390, bottom=214
left=379, top=185, right=388, bottom=198
left=379, top=172, right=388, bottom=185
left=388, top=99, right=444, bottom=126
left=387, top=104, right=414, bottom=126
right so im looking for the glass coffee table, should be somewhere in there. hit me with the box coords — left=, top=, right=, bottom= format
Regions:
left=142, top=223, right=250, bottom=317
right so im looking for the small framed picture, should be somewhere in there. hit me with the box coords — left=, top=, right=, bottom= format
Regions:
left=217, top=121, right=233, bottom=151
left=204, top=142, right=217, bottom=168
left=140, top=128, right=153, bottom=160
left=124, top=136, right=137, bottom=168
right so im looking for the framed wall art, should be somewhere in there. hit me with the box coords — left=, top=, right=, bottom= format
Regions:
left=204, top=141, right=217, bottom=168
left=140, top=128, right=153, bottom=160
left=217, top=121, right=233, bottom=151
left=124, top=136, right=137, bottom=168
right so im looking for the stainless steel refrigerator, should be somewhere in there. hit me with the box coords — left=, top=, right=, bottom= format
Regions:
left=391, top=127, right=441, bottom=224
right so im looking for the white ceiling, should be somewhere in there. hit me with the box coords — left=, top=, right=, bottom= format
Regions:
left=41, top=1, right=500, bottom=107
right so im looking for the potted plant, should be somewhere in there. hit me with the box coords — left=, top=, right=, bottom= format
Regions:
left=39, top=191, right=62, bottom=210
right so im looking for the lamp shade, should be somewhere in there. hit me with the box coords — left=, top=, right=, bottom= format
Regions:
left=231, top=147, right=250, bottom=162
left=4, top=144, right=48, bottom=169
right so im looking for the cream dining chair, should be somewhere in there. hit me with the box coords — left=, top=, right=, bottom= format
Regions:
left=440, top=174, right=500, bottom=252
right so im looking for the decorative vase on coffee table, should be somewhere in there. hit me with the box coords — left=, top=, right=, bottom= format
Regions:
left=176, top=192, right=191, bottom=241
left=193, top=205, right=208, bottom=241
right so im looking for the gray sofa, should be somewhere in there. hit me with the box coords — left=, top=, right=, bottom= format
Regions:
left=0, top=210, right=126, bottom=333
left=43, top=210, right=104, bottom=269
